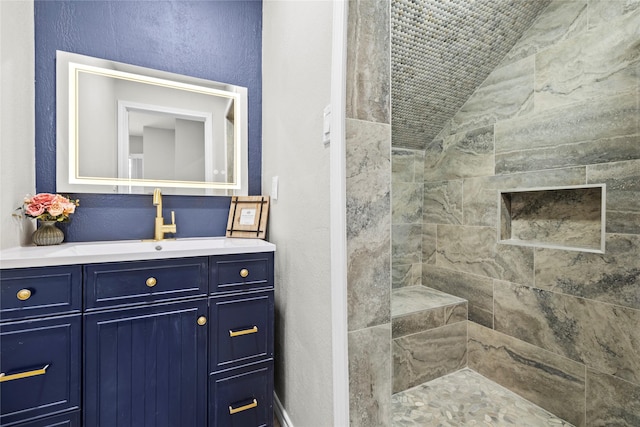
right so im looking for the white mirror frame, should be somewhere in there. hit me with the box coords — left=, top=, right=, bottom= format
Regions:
left=56, top=50, right=248, bottom=196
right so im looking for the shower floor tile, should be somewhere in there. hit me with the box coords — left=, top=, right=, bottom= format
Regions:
left=392, top=368, right=573, bottom=426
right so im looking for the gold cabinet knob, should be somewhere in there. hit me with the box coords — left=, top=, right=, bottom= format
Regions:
left=16, top=288, right=32, bottom=301
left=239, top=268, right=249, bottom=278
left=146, top=277, right=157, bottom=287
left=197, top=316, right=207, bottom=326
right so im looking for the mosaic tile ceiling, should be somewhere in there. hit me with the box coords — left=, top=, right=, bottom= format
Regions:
left=391, top=0, right=551, bottom=150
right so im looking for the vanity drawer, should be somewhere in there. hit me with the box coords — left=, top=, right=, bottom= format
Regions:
left=84, top=257, right=208, bottom=310
left=0, top=315, right=81, bottom=426
left=209, top=362, right=273, bottom=427
left=0, top=266, right=81, bottom=322
left=209, top=291, right=274, bottom=372
left=210, top=253, right=273, bottom=294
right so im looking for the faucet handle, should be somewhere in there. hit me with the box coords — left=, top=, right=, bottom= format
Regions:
left=171, top=211, right=176, bottom=224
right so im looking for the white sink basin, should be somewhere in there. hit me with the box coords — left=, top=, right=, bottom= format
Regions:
left=73, top=238, right=227, bottom=256
left=0, top=237, right=275, bottom=269
left=72, top=241, right=157, bottom=256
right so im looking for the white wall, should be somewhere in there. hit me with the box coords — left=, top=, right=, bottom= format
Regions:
left=0, top=0, right=35, bottom=249
left=262, top=1, right=335, bottom=425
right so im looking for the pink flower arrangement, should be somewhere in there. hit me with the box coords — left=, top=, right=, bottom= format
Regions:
left=22, top=193, right=79, bottom=222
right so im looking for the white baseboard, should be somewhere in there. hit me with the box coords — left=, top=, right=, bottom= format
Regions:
left=274, top=392, right=294, bottom=427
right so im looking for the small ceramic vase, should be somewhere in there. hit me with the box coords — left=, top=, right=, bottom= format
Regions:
left=32, top=220, right=65, bottom=246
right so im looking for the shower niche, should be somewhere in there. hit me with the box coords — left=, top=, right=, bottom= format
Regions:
left=498, top=184, right=606, bottom=253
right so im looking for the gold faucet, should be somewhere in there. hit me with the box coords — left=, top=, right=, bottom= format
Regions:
left=152, top=188, right=176, bottom=240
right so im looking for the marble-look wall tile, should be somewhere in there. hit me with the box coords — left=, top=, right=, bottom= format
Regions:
left=391, top=308, right=444, bottom=339
left=392, top=150, right=424, bottom=289
left=346, top=119, right=390, bottom=241
left=346, top=0, right=390, bottom=124
left=349, top=324, right=391, bottom=427
left=346, top=0, right=391, bottom=423
left=436, top=225, right=534, bottom=287
left=422, top=224, right=437, bottom=265
left=587, top=368, right=640, bottom=426
left=450, top=57, right=534, bottom=135
left=588, top=159, right=640, bottom=235
left=392, top=182, right=423, bottom=224
left=392, top=263, right=421, bottom=289
left=444, top=302, right=468, bottom=325
left=463, top=167, right=586, bottom=227
left=348, top=241, right=391, bottom=330
left=392, top=224, right=421, bottom=266
left=535, top=9, right=640, bottom=111
left=423, top=181, right=463, bottom=225
left=495, top=92, right=640, bottom=174
left=423, top=126, right=494, bottom=182
left=423, top=265, right=493, bottom=328
left=432, top=118, right=454, bottom=145
left=587, top=0, right=640, bottom=29
left=501, top=0, right=588, bottom=65
left=494, top=280, right=640, bottom=384
left=392, top=263, right=411, bottom=289
left=535, top=233, right=640, bottom=310
left=346, top=119, right=391, bottom=330
left=392, top=149, right=418, bottom=184
left=413, top=149, right=425, bottom=184
left=468, top=322, right=586, bottom=426
left=393, top=321, right=467, bottom=393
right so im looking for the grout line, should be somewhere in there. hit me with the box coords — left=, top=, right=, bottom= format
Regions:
left=492, top=279, right=496, bottom=330
left=584, top=363, right=588, bottom=426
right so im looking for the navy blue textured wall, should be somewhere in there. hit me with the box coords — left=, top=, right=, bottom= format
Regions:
left=34, top=0, right=262, bottom=242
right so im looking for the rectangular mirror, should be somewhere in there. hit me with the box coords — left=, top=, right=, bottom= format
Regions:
left=56, top=50, right=248, bottom=196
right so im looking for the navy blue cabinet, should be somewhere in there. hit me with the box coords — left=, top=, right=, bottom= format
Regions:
left=84, top=300, right=208, bottom=427
left=0, top=266, right=82, bottom=427
left=1, top=251, right=274, bottom=427
left=208, top=253, right=274, bottom=427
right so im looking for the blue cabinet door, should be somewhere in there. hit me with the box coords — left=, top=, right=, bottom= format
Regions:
left=84, top=300, right=208, bottom=427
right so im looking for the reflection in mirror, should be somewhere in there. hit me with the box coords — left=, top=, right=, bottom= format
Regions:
left=56, top=50, right=248, bottom=196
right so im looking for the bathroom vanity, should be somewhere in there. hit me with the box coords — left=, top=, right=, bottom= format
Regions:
left=0, top=238, right=275, bottom=427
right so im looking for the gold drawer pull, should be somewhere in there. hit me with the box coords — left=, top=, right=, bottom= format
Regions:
left=0, top=364, right=49, bottom=383
left=229, top=399, right=257, bottom=415
left=197, top=316, right=207, bottom=326
left=239, top=268, right=249, bottom=278
left=16, top=288, right=32, bottom=301
left=229, top=326, right=258, bottom=337
left=146, top=277, right=157, bottom=287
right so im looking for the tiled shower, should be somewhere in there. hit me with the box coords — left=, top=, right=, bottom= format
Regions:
left=347, top=0, right=640, bottom=426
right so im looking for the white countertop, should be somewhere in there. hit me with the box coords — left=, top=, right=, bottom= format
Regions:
left=0, top=237, right=276, bottom=269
